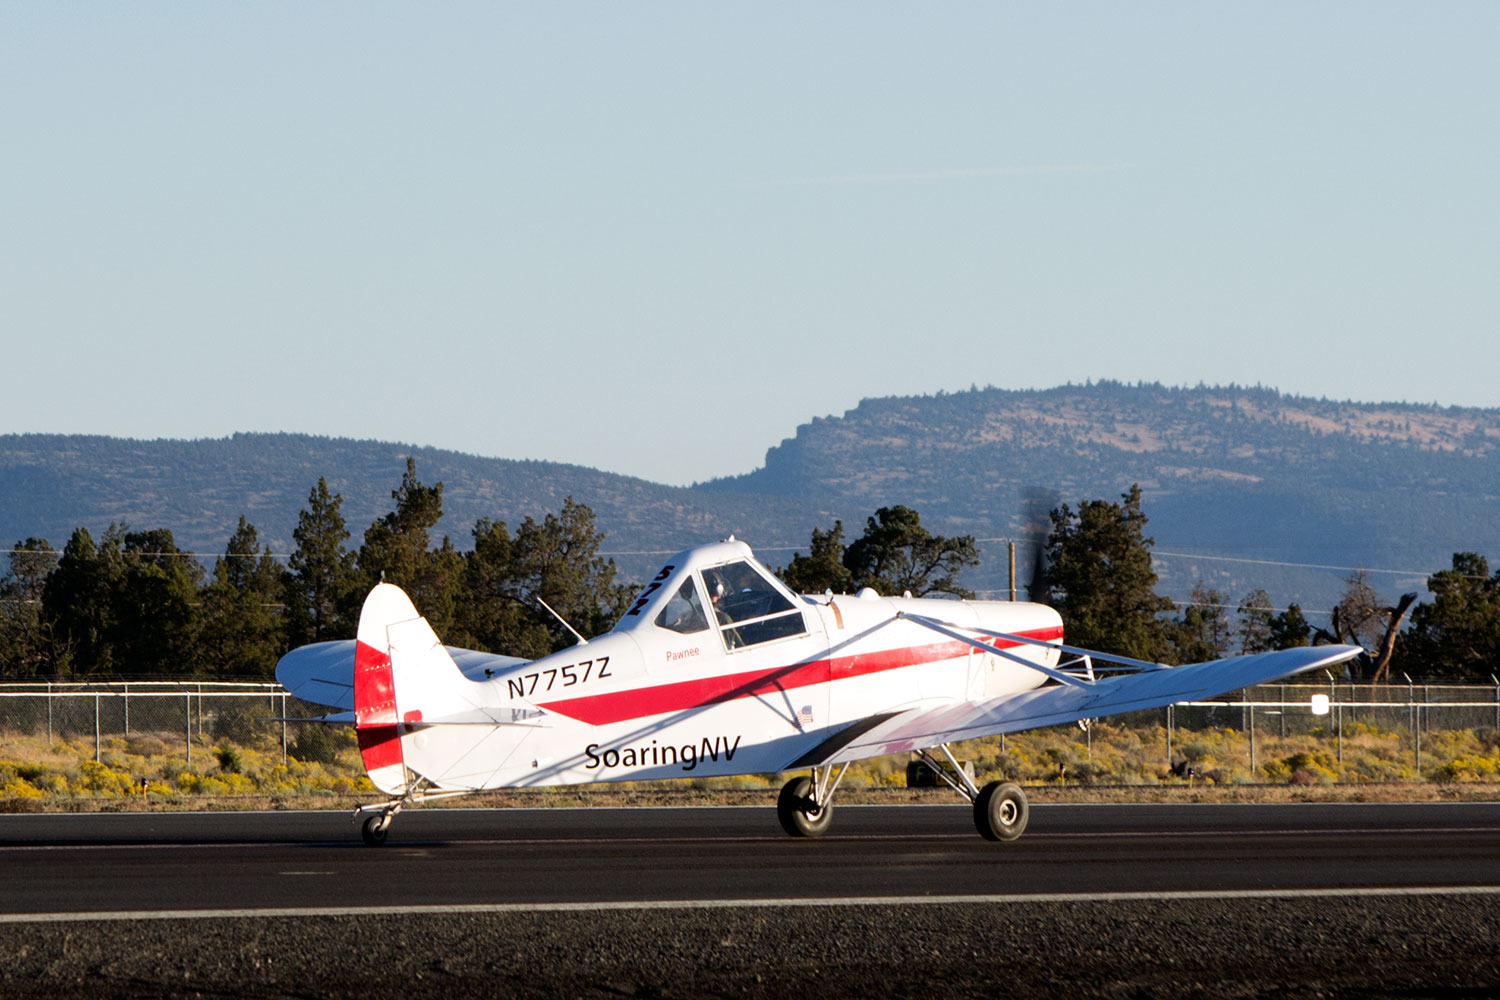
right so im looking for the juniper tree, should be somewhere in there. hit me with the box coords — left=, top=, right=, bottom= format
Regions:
left=199, top=517, right=286, bottom=677
left=1037, top=484, right=1175, bottom=662
left=283, top=478, right=355, bottom=646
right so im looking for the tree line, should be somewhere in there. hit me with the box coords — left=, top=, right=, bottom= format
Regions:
left=2, top=472, right=1496, bottom=682
left=0, top=460, right=627, bottom=680
left=777, top=488, right=1500, bottom=682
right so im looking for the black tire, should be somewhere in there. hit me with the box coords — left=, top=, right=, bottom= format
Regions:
left=973, top=781, right=1028, bottom=842
left=776, top=776, right=833, bottom=838
left=361, top=813, right=390, bottom=847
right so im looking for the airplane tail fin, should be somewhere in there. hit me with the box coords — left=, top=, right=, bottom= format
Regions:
left=354, top=583, right=487, bottom=796
left=354, top=585, right=417, bottom=794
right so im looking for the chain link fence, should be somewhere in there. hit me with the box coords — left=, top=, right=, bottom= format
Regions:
left=1165, top=682, right=1500, bottom=737
left=0, top=682, right=318, bottom=764
left=2, top=680, right=1498, bottom=772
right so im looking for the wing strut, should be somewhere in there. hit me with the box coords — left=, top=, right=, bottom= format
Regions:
left=898, top=611, right=1175, bottom=685
left=896, top=612, right=1096, bottom=688
left=914, top=744, right=981, bottom=801
left=965, top=624, right=1169, bottom=673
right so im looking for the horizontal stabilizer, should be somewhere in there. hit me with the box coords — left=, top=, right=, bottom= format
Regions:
left=265, top=712, right=355, bottom=725
left=276, top=638, right=529, bottom=710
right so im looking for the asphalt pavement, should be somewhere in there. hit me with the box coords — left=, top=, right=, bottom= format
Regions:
left=3, top=803, right=1498, bottom=998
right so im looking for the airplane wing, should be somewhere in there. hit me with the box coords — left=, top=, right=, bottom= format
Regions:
left=275, top=638, right=528, bottom=711
left=795, top=643, right=1363, bottom=768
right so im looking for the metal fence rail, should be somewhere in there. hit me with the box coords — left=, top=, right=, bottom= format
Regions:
left=1118, top=682, right=1500, bottom=775
left=1177, top=681, right=1500, bottom=735
left=0, top=682, right=299, bottom=764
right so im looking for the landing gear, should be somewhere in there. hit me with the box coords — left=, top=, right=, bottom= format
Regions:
left=912, top=745, right=1030, bottom=843
left=360, top=812, right=392, bottom=846
left=354, top=779, right=471, bottom=846
left=776, top=763, right=849, bottom=838
left=777, top=776, right=833, bottom=837
left=973, top=780, right=1029, bottom=842
left=356, top=796, right=408, bottom=847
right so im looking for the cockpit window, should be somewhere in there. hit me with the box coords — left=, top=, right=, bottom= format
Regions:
left=654, top=578, right=709, bottom=635
left=702, top=560, right=805, bottom=649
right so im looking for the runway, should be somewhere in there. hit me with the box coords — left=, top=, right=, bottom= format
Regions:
left=3, top=803, right=1499, bottom=998
left=3, top=801, right=1498, bottom=915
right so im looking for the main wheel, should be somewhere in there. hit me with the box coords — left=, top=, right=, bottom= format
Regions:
left=360, top=813, right=391, bottom=847
left=973, top=781, right=1028, bottom=842
left=776, top=776, right=833, bottom=838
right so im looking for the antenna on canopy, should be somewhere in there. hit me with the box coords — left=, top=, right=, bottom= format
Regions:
left=536, top=596, right=588, bottom=645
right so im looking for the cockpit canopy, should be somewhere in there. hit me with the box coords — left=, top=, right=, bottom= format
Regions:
left=619, top=540, right=808, bottom=651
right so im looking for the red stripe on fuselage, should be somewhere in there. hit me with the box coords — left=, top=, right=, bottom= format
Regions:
left=537, top=626, right=1063, bottom=726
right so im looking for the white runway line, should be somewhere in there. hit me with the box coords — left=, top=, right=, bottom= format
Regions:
left=5, top=884, right=1500, bottom=924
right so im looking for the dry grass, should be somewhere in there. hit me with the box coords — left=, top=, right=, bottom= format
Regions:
left=3, top=718, right=1498, bottom=814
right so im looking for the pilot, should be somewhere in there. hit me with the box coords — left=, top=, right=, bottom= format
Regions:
left=704, top=570, right=730, bottom=624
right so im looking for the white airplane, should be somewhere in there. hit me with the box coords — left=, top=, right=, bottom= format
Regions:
left=276, top=537, right=1361, bottom=846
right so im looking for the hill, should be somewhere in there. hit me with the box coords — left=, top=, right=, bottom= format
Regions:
left=706, top=382, right=1500, bottom=607
left=5, top=383, right=1499, bottom=613
left=0, top=433, right=829, bottom=570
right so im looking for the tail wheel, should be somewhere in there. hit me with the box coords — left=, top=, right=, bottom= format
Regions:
left=777, top=776, right=833, bottom=838
left=361, top=813, right=392, bottom=847
left=973, top=781, right=1028, bottom=842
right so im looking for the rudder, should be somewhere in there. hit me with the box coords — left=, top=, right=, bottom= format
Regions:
left=354, top=584, right=420, bottom=795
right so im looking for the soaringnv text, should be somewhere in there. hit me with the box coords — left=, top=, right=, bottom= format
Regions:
left=583, top=736, right=742, bottom=772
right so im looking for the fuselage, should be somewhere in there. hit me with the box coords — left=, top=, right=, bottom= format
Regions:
left=397, top=540, right=1062, bottom=791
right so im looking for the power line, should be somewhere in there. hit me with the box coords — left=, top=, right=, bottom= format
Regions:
left=966, top=590, right=1335, bottom=618
left=962, top=539, right=1445, bottom=580
left=1150, top=550, right=1437, bottom=578
left=7, top=543, right=1468, bottom=583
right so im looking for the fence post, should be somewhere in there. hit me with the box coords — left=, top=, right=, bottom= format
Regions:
left=1279, top=684, right=1286, bottom=739
left=281, top=692, right=288, bottom=765
left=1166, top=704, right=1173, bottom=770
left=94, top=692, right=101, bottom=763
left=46, top=681, right=52, bottom=746
left=123, top=683, right=129, bottom=735
left=1246, top=690, right=1255, bottom=772
left=1416, top=695, right=1423, bottom=775
left=1336, top=692, right=1343, bottom=765
left=1403, top=674, right=1418, bottom=775
left=185, top=691, right=192, bottom=763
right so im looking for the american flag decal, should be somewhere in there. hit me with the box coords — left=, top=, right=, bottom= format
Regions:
left=798, top=705, right=815, bottom=726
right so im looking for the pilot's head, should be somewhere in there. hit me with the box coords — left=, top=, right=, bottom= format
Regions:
left=705, top=571, right=726, bottom=603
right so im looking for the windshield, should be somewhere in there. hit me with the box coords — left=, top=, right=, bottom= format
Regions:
left=702, top=560, right=805, bottom=649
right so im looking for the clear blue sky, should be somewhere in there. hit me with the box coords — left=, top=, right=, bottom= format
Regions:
left=5, top=3, right=1497, bottom=486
